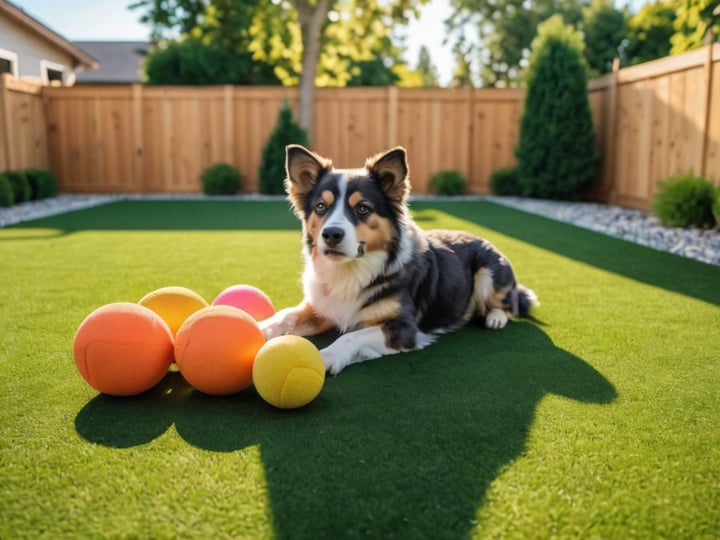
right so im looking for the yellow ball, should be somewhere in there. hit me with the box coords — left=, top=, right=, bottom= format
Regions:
left=252, top=335, right=325, bottom=409
left=138, top=286, right=208, bottom=337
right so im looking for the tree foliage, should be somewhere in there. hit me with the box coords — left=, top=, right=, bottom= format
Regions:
left=447, top=0, right=584, bottom=87
left=515, top=15, right=596, bottom=200
left=131, top=0, right=424, bottom=131
left=622, top=1, right=676, bottom=66
left=670, top=0, right=720, bottom=53
left=582, top=0, right=628, bottom=77
left=415, top=46, right=440, bottom=87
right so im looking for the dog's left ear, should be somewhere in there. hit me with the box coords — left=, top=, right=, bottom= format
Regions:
left=366, top=147, right=410, bottom=204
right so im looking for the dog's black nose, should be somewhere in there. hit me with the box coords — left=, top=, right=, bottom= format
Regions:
left=322, top=226, right=345, bottom=246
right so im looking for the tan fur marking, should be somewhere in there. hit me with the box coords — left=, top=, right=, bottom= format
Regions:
left=348, top=191, right=364, bottom=208
left=321, top=190, right=335, bottom=206
left=467, top=268, right=494, bottom=318
left=359, top=297, right=402, bottom=327
left=295, top=301, right=336, bottom=335
left=488, top=285, right=513, bottom=311
left=357, top=215, right=394, bottom=252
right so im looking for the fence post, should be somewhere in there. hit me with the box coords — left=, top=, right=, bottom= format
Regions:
left=701, top=39, right=716, bottom=179
left=605, top=58, right=620, bottom=204
left=223, top=85, right=234, bottom=165
left=0, top=74, right=12, bottom=171
left=131, top=84, right=144, bottom=192
left=387, top=86, right=398, bottom=146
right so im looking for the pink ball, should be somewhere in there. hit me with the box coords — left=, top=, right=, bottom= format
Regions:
left=212, top=284, right=275, bottom=322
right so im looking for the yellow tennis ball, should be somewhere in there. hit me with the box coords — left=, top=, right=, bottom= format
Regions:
left=138, top=286, right=208, bottom=337
left=252, top=335, right=325, bottom=409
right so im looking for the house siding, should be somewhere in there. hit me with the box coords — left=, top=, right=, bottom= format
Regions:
left=0, top=14, right=77, bottom=84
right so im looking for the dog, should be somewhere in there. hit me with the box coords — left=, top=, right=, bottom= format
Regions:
left=259, top=145, right=538, bottom=375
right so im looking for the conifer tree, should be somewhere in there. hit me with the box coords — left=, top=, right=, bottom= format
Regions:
left=259, top=100, right=309, bottom=195
left=515, top=15, right=596, bottom=200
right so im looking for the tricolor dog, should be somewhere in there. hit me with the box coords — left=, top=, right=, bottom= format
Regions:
left=260, top=145, right=538, bottom=375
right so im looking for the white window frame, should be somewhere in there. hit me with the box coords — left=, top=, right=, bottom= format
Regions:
left=0, top=48, right=19, bottom=78
left=40, top=59, right=67, bottom=86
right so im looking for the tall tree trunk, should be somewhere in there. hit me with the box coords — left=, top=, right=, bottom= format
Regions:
left=296, top=0, right=330, bottom=138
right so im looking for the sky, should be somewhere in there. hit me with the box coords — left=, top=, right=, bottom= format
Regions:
left=13, top=0, right=456, bottom=84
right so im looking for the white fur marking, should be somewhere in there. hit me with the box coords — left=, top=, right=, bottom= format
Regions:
left=321, top=327, right=437, bottom=375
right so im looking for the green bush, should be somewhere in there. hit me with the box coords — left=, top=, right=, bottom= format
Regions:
left=515, top=15, right=596, bottom=200
left=200, top=163, right=242, bottom=195
left=651, top=173, right=717, bottom=228
left=490, top=167, right=523, bottom=196
left=25, top=169, right=58, bottom=200
left=144, top=38, right=280, bottom=86
left=6, top=170, right=31, bottom=203
left=259, top=99, right=309, bottom=195
left=0, top=173, right=14, bottom=207
left=430, top=170, right=466, bottom=196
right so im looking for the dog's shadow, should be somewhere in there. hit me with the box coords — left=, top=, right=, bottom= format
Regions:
left=76, top=322, right=615, bottom=538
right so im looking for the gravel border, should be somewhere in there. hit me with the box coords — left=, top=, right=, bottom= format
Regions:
left=1, top=193, right=718, bottom=266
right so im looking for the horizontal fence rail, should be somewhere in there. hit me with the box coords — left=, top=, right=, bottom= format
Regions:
left=1, top=43, right=718, bottom=210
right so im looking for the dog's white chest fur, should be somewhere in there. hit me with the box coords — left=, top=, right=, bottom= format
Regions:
left=303, top=251, right=388, bottom=332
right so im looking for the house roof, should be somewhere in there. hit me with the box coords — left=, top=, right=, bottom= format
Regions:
left=73, top=41, right=149, bottom=83
left=0, top=0, right=98, bottom=70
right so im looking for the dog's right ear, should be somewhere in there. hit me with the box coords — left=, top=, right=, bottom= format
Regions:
left=285, top=145, right=332, bottom=216
left=285, top=145, right=332, bottom=194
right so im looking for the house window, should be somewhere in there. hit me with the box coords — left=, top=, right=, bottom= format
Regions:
left=41, top=60, right=66, bottom=86
left=0, top=48, right=19, bottom=77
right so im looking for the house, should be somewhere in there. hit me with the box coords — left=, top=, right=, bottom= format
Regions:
left=0, top=0, right=97, bottom=86
left=73, top=41, right=149, bottom=84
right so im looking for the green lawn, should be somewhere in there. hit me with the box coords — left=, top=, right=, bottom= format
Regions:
left=1, top=200, right=718, bottom=539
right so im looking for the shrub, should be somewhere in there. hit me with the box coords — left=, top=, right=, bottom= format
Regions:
left=259, top=99, right=309, bottom=195
left=25, top=169, right=58, bottom=200
left=6, top=170, right=31, bottom=203
left=651, top=173, right=717, bottom=228
left=490, top=167, right=523, bottom=196
left=430, top=170, right=466, bottom=196
left=144, top=38, right=280, bottom=86
left=200, top=163, right=242, bottom=195
left=515, top=15, right=596, bottom=200
left=0, top=173, right=14, bottom=207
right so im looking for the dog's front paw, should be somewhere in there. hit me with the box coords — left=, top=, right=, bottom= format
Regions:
left=485, top=308, right=508, bottom=330
left=259, top=309, right=298, bottom=340
left=320, top=345, right=350, bottom=376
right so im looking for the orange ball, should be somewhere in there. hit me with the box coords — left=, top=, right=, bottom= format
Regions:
left=174, top=305, right=266, bottom=395
left=73, top=302, right=174, bottom=397
left=138, top=286, right=208, bottom=337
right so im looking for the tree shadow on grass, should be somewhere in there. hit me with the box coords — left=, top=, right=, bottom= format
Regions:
left=76, top=323, right=615, bottom=539
left=412, top=201, right=720, bottom=306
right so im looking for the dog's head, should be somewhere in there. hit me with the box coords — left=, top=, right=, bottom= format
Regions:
left=284, top=145, right=411, bottom=264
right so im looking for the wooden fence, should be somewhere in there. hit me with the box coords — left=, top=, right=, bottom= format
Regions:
left=0, top=74, right=49, bottom=172
left=36, top=85, right=522, bottom=195
left=1, top=43, right=718, bottom=209
left=589, top=43, right=720, bottom=209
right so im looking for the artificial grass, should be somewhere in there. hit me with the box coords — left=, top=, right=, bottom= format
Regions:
left=1, top=199, right=718, bottom=539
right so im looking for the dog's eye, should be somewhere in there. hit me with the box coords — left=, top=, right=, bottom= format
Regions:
left=356, top=204, right=371, bottom=216
left=315, top=202, right=328, bottom=215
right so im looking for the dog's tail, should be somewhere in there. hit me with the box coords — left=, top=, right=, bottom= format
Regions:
left=511, top=284, right=539, bottom=316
